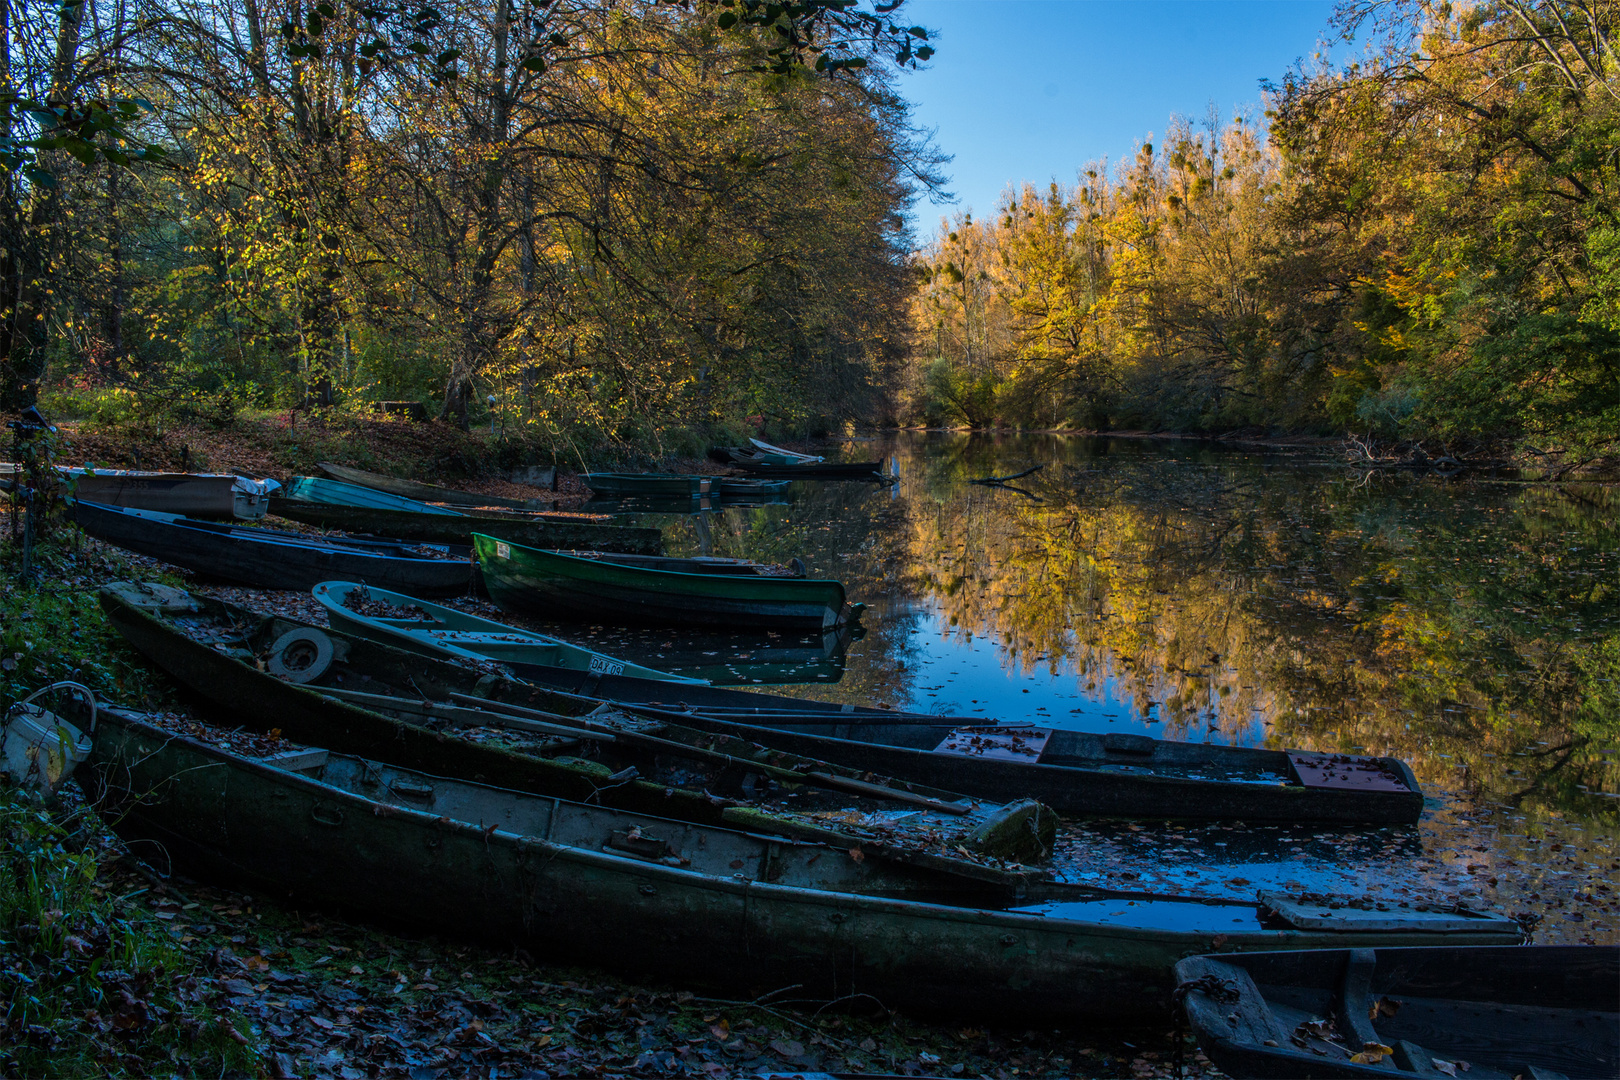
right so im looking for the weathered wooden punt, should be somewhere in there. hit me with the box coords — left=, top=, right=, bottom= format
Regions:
left=73, top=502, right=473, bottom=594
left=268, top=498, right=664, bottom=555
left=637, top=626, right=854, bottom=685
left=713, top=477, right=791, bottom=496
left=84, top=707, right=1524, bottom=1021
left=58, top=467, right=278, bottom=519
left=750, top=437, right=823, bottom=462
left=583, top=472, right=713, bottom=497
left=315, top=580, right=849, bottom=686
left=313, top=581, right=701, bottom=684
left=718, top=448, right=893, bottom=481
left=285, top=475, right=466, bottom=515
left=317, top=461, right=548, bottom=510
left=493, top=671, right=1428, bottom=825
left=97, top=585, right=1059, bottom=865
left=475, top=534, right=864, bottom=630
left=1175, top=946, right=1617, bottom=1079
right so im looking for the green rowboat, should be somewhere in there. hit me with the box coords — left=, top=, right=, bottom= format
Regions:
left=475, top=534, right=864, bottom=630
left=312, top=580, right=702, bottom=684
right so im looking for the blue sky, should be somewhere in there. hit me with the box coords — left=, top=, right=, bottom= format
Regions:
left=899, top=0, right=1342, bottom=232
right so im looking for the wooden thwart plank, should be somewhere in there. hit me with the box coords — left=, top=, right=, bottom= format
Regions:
left=934, top=727, right=1050, bottom=763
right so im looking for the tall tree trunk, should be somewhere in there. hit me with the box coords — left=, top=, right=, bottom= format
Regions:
left=102, top=164, right=125, bottom=370
left=0, top=0, right=85, bottom=409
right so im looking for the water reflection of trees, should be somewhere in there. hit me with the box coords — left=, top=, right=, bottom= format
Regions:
left=658, top=479, right=923, bottom=711
left=889, top=435, right=1620, bottom=821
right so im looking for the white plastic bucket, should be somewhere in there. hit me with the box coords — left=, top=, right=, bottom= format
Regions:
left=2, top=682, right=97, bottom=794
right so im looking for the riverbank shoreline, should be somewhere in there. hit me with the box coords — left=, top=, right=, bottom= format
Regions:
left=889, top=426, right=1620, bottom=480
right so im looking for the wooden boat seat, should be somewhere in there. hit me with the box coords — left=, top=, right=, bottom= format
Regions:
left=933, top=727, right=1051, bottom=762
left=1335, top=949, right=1384, bottom=1051
left=1173, top=955, right=1290, bottom=1048
left=259, top=748, right=329, bottom=774
left=1100, top=733, right=1156, bottom=756
left=1289, top=753, right=1412, bottom=793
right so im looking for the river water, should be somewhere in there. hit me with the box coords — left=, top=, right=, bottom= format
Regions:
left=561, top=432, right=1620, bottom=944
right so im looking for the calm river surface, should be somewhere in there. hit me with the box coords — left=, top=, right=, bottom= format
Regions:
left=557, top=433, right=1619, bottom=942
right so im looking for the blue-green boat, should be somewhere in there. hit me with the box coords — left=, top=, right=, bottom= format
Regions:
left=285, top=476, right=464, bottom=516
left=312, top=580, right=701, bottom=683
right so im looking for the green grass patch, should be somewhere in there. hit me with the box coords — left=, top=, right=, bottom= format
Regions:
left=0, top=792, right=259, bottom=1077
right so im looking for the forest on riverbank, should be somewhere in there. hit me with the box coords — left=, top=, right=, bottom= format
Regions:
left=3, top=0, right=1617, bottom=468
left=1, top=0, right=938, bottom=450
left=911, top=0, right=1620, bottom=470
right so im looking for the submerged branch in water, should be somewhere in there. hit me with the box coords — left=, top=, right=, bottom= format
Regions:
left=969, top=465, right=1044, bottom=485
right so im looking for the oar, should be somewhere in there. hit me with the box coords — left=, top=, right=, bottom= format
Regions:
left=317, top=686, right=608, bottom=743
left=444, top=691, right=973, bottom=816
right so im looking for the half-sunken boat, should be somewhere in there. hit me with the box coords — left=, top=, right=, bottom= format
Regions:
left=98, top=583, right=1058, bottom=863
left=313, top=581, right=701, bottom=684
left=60, top=467, right=279, bottom=519
left=625, top=626, right=855, bottom=685
left=318, top=461, right=548, bottom=510
left=713, top=477, right=791, bottom=497
left=583, top=473, right=713, bottom=497
left=268, top=499, right=664, bottom=554
left=475, top=534, right=863, bottom=630
left=85, top=706, right=1524, bottom=1022
left=315, top=580, right=850, bottom=685
left=717, top=448, right=893, bottom=481
left=487, top=671, right=1428, bottom=826
left=73, top=503, right=473, bottom=594
left=1175, top=945, right=1617, bottom=1079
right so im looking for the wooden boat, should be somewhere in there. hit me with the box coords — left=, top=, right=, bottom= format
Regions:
left=268, top=498, right=664, bottom=555
left=631, top=626, right=854, bottom=685
left=84, top=706, right=1524, bottom=1021
left=283, top=475, right=465, bottom=516
left=750, top=437, right=823, bottom=463
left=72, top=502, right=472, bottom=594
left=721, top=449, right=894, bottom=481
left=581, top=494, right=721, bottom=515
left=58, top=467, right=279, bottom=519
left=316, top=580, right=848, bottom=686
left=312, top=581, right=702, bottom=684
left=583, top=473, right=712, bottom=497
left=475, top=534, right=863, bottom=630
left=713, top=476, right=791, bottom=497
left=97, top=584, right=1069, bottom=867
left=1175, top=946, right=1617, bottom=1079
left=318, top=461, right=548, bottom=510
left=492, top=671, right=1428, bottom=825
